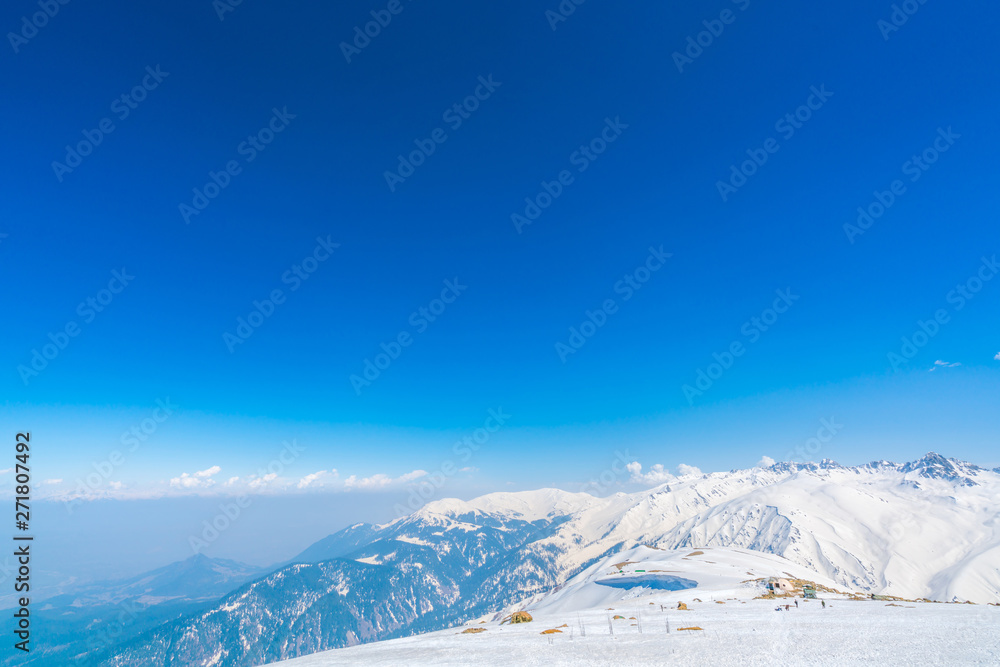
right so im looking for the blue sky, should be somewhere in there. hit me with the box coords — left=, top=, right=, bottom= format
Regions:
left=2, top=0, right=999, bottom=522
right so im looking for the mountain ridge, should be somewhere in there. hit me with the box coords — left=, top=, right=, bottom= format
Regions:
left=95, top=452, right=1000, bottom=666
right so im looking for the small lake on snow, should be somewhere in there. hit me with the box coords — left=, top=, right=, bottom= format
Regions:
left=595, top=574, right=698, bottom=591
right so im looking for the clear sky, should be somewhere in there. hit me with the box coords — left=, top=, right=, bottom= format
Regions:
left=2, top=0, right=999, bottom=527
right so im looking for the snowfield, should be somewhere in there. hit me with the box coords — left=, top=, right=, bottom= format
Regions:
left=274, top=546, right=999, bottom=666
left=516, top=545, right=845, bottom=616
left=274, top=602, right=997, bottom=666
left=380, top=453, right=1000, bottom=604
left=100, top=454, right=1000, bottom=666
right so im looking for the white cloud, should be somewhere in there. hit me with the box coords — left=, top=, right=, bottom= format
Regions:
left=677, top=463, right=702, bottom=477
left=344, top=470, right=427, bottom=490
left=756, top=455, right=776, bottom=468
left=297, top=469, right=338, bottom=489
left=994, top=352, right=1000, bottom=361
left=627, top=462, right=675, bottom=485
left=42, top=479, right=63, bottom=485
left=40, top=464, right=448, bottom=500
left=170, top=465, right=221, bottom=489
left=248, top=473, right=278, bottom=490
left=343, top=474, right=382, bottom=489
left=929, top=360, right=961, bottom=371
left=0, top=468, right=11, bottom=475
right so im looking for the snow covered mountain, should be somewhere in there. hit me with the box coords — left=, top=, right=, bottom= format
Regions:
left=95, top=453, right=1000, bottom=666
left=365, top=452, right=1000, bottom=603
left=274, top=545, right=1000, bottom=667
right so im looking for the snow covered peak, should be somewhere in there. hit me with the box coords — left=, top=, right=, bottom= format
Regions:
left=122, top=450, right=1000, bottom=667
left=419, top=487, right=599, bottom=523
left=387, top=452, right=998, bottom=603
left=299, top=451, right=998, bottom=609
left=900, top=452, right=982, bottom=486
left=765, top=459, right=843, bottom=475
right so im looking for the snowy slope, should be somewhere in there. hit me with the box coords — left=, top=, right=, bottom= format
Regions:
left=378, top=453, right=1000, bottom=604
left=458, top=453, right=1000, bottom=603
left=273, top=546, right=1000, bottom=666
left=99, top=453, right=1000, bottom=666
left=515, top=545, right=845, bottom=616
left=275, top=602, right=999, bottom=667
left=639, top=457, right=1000, bottom=602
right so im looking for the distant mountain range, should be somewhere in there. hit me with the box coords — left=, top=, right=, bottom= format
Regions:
left=70, top=453, right=1000, bottom=666
left=11, top=555, right=265, bottom=667
left=46, top=554, right=266, bottom=607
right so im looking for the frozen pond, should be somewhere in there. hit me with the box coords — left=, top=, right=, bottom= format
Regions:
left=594, top=574, right=698, bottom=591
